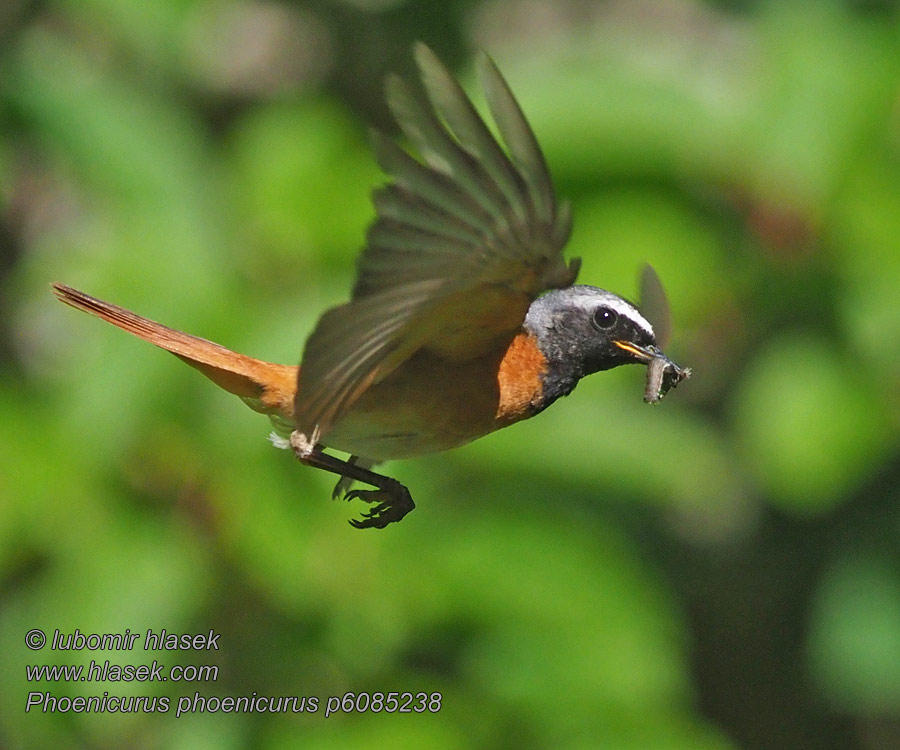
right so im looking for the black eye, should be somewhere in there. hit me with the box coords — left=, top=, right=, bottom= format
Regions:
left=592, top=306, right=618, bottom=329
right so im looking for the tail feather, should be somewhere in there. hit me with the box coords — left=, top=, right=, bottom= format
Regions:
left=51, top=283, right=298, bottom=421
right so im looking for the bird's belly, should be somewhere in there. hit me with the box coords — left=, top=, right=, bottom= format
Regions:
left=323, top=353, right=503, bottom=460
left=314, top=332, right=548, bottom=461
left=324, top=423, right=471, bottom=460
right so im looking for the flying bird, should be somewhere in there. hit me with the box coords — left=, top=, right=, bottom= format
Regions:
left=53, top=43, right=690, bottom=529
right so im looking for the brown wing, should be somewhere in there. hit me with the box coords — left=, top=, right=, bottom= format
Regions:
left=295, top=43, right=579, bottom=438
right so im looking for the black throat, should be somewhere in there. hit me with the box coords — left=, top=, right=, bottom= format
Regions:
left=536, top=358, right=584, bottom=413
left=528, top=331, right=590, bottom=414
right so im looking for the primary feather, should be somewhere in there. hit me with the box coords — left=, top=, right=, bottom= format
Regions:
left=295, top=44, right=578, bottom=440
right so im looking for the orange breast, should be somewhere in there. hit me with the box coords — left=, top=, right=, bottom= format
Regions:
left=494, top=331, right=548, bottom=425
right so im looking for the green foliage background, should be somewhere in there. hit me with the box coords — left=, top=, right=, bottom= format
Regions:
left=1, top=0, right=899, bottom=748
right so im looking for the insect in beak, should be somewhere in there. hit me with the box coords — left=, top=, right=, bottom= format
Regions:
left=613, top=340, right=691, bottom=403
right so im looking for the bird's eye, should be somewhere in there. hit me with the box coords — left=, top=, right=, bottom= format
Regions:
left=592, top=306, right=618, bottom=329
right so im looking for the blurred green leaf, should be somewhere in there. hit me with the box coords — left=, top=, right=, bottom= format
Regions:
left=809, top=551, right=900, bottom=712
left=568, top=189, right=726, bottom=333
left=227, top=99, right=378, bottom=268
left=831, top=153, right=900, bottom=378
left=733, top=336, right=892, bottom=512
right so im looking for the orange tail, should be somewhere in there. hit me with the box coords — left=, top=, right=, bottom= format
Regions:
left=51, top=283, right=298, bottom=422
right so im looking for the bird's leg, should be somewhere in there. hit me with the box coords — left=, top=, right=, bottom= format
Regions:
left=289, top=431, right=415, bottom=529
left=330, top=455, right=375, bottom=499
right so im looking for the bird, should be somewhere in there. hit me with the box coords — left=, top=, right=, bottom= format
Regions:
left=52, top=43, right=690, bottom=529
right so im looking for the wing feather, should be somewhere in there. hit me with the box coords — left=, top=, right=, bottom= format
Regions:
left=295, top=45, right=578, bottom=438
left=298, top=281, right=444, bottom=433
left=371, top=184, right=486, bottom=246
left=386, top=74, right=516, bottom=235
left=478, top=51, right=556, bottom=227
left=369, top=132, right=497, bottom=238
left=413, top=43, right=532, bottom=230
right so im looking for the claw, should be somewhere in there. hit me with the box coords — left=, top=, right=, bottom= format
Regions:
left=332, top=477, right=350, bottom=500
left=343, top=489, right=372, bottom=504
left=343, top=485, right=415, bottom=529
left=289, top=443, right=411, bottom=527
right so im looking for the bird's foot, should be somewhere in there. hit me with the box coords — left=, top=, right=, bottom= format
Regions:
left=289, top=432, right=412, bottom=528
left=344, top=484, right=415, bottom=529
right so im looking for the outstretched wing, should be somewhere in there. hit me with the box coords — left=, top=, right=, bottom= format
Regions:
left=296, top=43, right=578, bottom=438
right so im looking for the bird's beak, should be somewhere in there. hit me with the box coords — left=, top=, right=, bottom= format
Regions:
left=612, top=340, right=665, bottom=363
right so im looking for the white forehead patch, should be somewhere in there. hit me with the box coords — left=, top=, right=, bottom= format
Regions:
left=524, top=285, right=657, bottom=341
left=566, top=287, right=655, bottom=338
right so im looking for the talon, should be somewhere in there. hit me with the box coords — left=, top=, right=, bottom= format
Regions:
left=343, top=485, right=415, bottom=529
left=343, top=489, right=371, bottom=504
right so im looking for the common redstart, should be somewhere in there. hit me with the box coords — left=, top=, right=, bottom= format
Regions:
left=53, top=43, right=690, bottom=529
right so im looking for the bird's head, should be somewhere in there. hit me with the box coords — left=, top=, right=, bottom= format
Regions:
left=524, top=285, right=688, bottom=404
